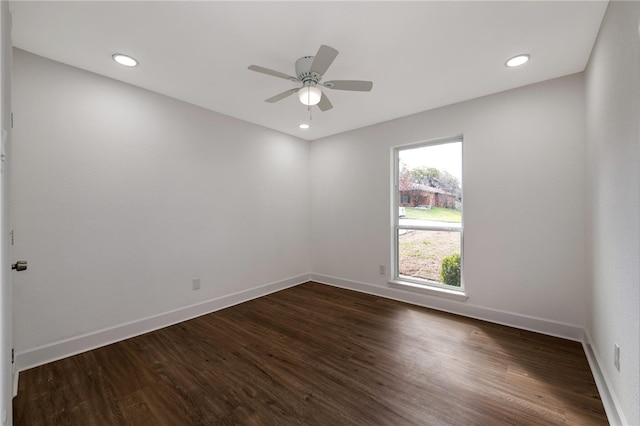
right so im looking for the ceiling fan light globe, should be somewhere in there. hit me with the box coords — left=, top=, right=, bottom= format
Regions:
left=298, top=86, right=322, bottom=106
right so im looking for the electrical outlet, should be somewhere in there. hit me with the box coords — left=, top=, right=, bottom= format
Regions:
left=614, top=343, right=620, bottom=371
left=192, top=278, right=201, bottom=291
left=379, top=264, right=386, bottom=275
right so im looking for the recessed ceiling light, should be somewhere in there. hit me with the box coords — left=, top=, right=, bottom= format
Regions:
left=112, top=54, right=138, bottom=67
left=505, top=54, right=530, bottom=68
left=299, top=124, right=310, bottom=129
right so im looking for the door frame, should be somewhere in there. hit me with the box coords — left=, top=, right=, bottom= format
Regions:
left=0, top=2, right=13, bottom=424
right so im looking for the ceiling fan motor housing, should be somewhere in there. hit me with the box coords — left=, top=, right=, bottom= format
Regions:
left=295, top=56, right=320, bottom=86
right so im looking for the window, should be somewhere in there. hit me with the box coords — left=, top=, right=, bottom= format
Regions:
left=393, top=138, right=463, bottom=292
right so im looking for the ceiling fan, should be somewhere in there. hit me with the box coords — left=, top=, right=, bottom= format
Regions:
left=248, top=45, right=373, bottom=112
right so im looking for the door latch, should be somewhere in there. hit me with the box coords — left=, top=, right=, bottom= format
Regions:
left=11, top=260, right=27, bottom=272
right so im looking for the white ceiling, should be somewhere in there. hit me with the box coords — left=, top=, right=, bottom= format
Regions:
left=10, top=1, right=607, bottom=141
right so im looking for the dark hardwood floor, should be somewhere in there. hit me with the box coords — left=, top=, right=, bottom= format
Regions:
left=13, top=282, right=607, bottom=425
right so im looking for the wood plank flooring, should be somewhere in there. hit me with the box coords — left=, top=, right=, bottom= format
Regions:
left=13, top=282, right=607, bottom=425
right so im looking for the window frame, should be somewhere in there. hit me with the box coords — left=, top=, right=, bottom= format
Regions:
left=391, top=136, right=466, bottom=298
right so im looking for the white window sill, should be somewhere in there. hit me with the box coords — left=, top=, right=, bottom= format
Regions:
left=388, top=279, right=468, bottom=301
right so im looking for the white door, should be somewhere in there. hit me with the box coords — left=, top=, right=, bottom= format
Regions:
left=0, top=3, right=12, bottom=424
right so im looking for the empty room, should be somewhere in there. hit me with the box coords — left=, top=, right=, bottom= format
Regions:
left=0, top=1, right=638, bottom=425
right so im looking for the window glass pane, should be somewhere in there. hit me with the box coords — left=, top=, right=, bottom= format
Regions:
left=398, top=229, right=461, bottom=286
left=398, top=142, right=462, bottom=218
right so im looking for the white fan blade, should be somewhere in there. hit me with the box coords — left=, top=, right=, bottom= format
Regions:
left=310, top=45, right=338, bottom=77
left=265, top=88, right=299, bottom=103
left=317, top=92, right=333, bottom=111
left=323, top=80, right=373, bottom=91
left=248, top=65, right=299, bottom=82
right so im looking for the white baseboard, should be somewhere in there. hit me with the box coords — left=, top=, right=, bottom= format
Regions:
left=582, top=331, right=627, bottom=426
left=310, top=273, right=585, bottom=341
left=15, top=273, right=310, bottom=373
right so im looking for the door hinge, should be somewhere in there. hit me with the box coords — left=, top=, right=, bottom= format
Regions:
left=10, top=230, right=13, bottom=246
left=11, top=349, right=14, bottom=364
left=10, top=113, right=13, bottom=129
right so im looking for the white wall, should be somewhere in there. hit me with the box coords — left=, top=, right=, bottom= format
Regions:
left=585, top=1, right=640, bottom=425
left=11, top=49, right=310, bottom=355
left=310, top=74, right=587, bottom=333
